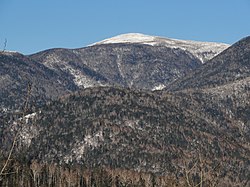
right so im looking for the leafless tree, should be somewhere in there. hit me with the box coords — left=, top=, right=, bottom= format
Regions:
left=2, top=38, right=7, bottom=52
left=0, top=83, right=32, bottom=181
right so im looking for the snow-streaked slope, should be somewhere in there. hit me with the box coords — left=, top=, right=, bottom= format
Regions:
left=91, top=33, right=230, bottom=63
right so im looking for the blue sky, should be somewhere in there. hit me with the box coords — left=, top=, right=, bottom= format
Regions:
left=0, top=0, right=249, bottom=54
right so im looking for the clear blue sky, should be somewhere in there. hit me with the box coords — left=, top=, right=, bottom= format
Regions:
left=0, top=0, right=249, bottom=54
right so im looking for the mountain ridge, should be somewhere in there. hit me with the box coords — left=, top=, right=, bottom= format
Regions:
left=29, top=43, right=202, bottom=90
left=91, top=33, right=230, bottom=63
left=167, top=36, right=250, bottom=91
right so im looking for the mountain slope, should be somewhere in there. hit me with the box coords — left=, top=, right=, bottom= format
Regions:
left=30, top=43, right=202, bottom=90
left=168, top=36, right=250, bottom=91
left=0, top=51, right=78, bottom=112
left=29, top=48, right=109, bottom=88
left=29, top=33, right=229, bottom=91
left=91, top=33, right=229, bottom=63
left=4, top=86, right=245, bottom=186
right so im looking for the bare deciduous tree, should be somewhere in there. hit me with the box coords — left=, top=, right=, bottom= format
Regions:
left=0, top=83, right=32, bottom=182
left=2, top=38, right=7, bottom=52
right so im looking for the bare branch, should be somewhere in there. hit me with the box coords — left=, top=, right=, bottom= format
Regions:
left=0, top=83, right=32, bottom=180
left=2, top=38, right=7, bottom=52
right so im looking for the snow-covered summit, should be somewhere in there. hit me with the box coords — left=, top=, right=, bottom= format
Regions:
left=0, top=50, right=19, bottom=56
left=91, top=33, right=156, bottom=45
left=91, top=33, right=230, bottom=63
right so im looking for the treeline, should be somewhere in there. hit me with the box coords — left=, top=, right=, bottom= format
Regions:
left=2, top=159, right=245, bottom=187
left=0, top=160, right=180, bottom=187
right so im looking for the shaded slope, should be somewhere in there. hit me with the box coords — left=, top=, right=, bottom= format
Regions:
left=0, top=51, right=78, bottom=112
left=30, top=43, right=202, bottom=90
left=29, top=48, right=109, bottom=88
left=168, top=36, right=250, bottom=91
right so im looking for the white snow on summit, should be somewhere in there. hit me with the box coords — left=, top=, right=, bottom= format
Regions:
left=0, top=50, right=19, bottom=56
left=91, top=33, right=230, bottom=63
left=92, top=33, right=156, bottom=45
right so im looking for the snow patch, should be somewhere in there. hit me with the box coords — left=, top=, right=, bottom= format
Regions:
left=84, top=131, right=104, bottom=147
left=116, top=54, right=125, bottom=79
left=41, top=54, right=107, bottom=88
left=2, top=107, right=8, bottom=112
left=43, top=54, right=62, bottom=69
left=24, top=112, right=36, bottom=123
left=72, top=142, right=86, bottom=161
left=24, top=112, right=36, bottom=119
left=0, top=50, right=19, bottom=56
left=152, top=84, right=166, bottom=91
left=125, top=120, right=136, bottom=129
left=19, top=130, right=34, bottom=146
left=62, top=66, right=96, bottom=88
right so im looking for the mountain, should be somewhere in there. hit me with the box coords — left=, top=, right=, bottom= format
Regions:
left=29, top=33, right=229, bottom=91
left=1, top=35, right=249, bottom=187
left=30, top=43, right=202, bottom=90
left=91, top=33, right=229, bottom=63
left=165, top=35, right=250, bottom=157
left=0, top=33, right=229, bottom=111
left=0, top=51, right=77, bottom=113
left=168, top=36, right=250, bottom=91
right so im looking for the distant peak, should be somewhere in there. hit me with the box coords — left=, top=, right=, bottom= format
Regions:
left=0, top=50, right=19, bottom=54
left=91, top=33, right=156, bottom=45
left=90, top=33, right=230, bottom=63
left=114, top=33, right=152, bottom=37
left=0, top=50, right=20, bottom=56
